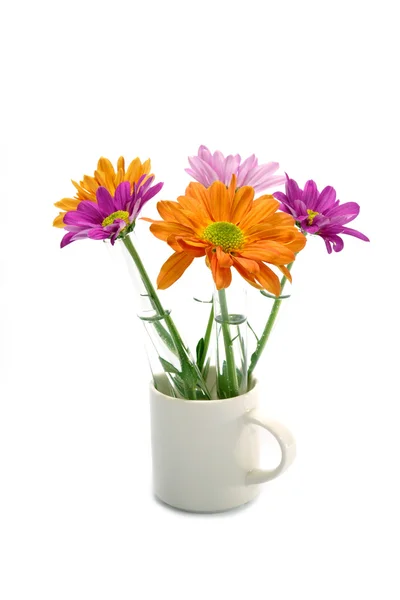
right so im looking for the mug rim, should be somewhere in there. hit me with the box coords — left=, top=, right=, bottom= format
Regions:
left=150, top=377, right=258, bottom=405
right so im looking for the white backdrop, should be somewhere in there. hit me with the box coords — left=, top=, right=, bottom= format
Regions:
left=1, top=0, right=399, bottom=598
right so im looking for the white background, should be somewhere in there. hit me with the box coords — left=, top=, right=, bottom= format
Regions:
left=1, top=0, right=399, bottom=598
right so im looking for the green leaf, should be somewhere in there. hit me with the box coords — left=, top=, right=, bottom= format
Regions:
left=181, top=360, right=198, bottom=387
left=159, top=357, right=181, bottom=375
left=202, top=357, right=211, bottom=380
left=217, top=360, right=231, bottom=399
left=153, top=321, right=178, bottom=356
left=171, top=374, right=186, bottom=396
left=196, top=338, right=205, bottom=368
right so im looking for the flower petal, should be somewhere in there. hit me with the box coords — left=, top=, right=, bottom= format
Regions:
left=176, top=237, right=207, bottom=256
left=260, top=212, right=296, bottom=227
left=156, top=201, right=177, bottom=221
left=183, top=182, right=214, bottom=220
left=319, top=233, right=344, bottom=253
left=157, top=201, right=200, bottom=229
left=241, top=162, right=279, bottom=188
left=230, top=186, right=254, bottom=224
left=303, top=180, right=319, bottom=210
left=209, top=181, right=231, bottom=221
left=96, top=187, right=115, bottom=215
left=63, top=209, right=99, bottom=227
left=232, top=258, right=263, bottom=289
left=290, top=199, right=308, bottom=219
left=157, top=252, right=194, bottom=289
left=236, top=154, right=258, bottom=187
left=272, top=191, right=287, bottom=203
left=245, top=162, right=286, bottom=191
left=60, top=230, right=90, bottom=248
left=287, top=231, right=307, bottom=253
left=135, top=181, right=164, bottom=217
left=245, top=224, right=297, bottom=244
left=81, top=175, right=99, bottom=195
left=216, top=247, right=233, bottom=268
left=187, top=156, right=219, bottom=187
left=150, top=221, right=195, bottom=241
left=95, top=159, right=116, bottom=194
left=329, top=234, right=344, bottom=252
left=125, top=158, right=143, bottom=184
left=54, top=198, right=80, bottom=211
left=239, top=196, right=279, bottom=230
left=239, top=241, right=295, bottom=265
left=71, top=179, right=94, bottom=201
left=341, top=226, right=370, bottom=242
left=324, top=202, right=360, bottom=225
left=97, top=156, right=116, bottom=179
left=233, top=256, right=260, bottom=274
left=316, top=186, right=336, bottom=212
left=87, top=227, right=112, bottom=240
left=256, top=263, right=281, bottom=296
left=114, top=181, right=131, bottom=211
left=278, top=265, right=292, bottom=282
left=210, top=251, right=232, bottom=289
left=198, top=145, right=213, bottom=162
left=53, top=212, right=65, bottom=228
left=222, top=154, right=241, bottom=186
left=165, top=235, right=182, bottom=251
left=285, top=176, right=302, bottom=203
left=210, top=150, right=226, bottom=181
left=60, top=231, right=76, bottom=248
left=324, top=238, right=333, bottom=253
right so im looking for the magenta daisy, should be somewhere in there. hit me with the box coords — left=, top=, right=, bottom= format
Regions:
left=185, top=145, right=285, bottom=192
left=60, top=176, right=163, bottom=248
left=274, top=176, right=369, bottom=253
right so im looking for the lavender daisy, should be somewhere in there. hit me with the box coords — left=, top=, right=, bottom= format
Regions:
left=274, top=176, right=369, bottom=253
left=60, top=176, right=163, bottom=248
left=185, top=145, right=285, bottom=192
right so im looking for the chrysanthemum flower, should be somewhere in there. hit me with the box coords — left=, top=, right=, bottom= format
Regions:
left=274, top=176, right=369, bottom=253
left=53, top=156, right=152, bottom=228
left=145, top=176, right=306, bottom=294
left=60, top=176, right=163, bottom=247
left=185, top=145, right=285, bottom=192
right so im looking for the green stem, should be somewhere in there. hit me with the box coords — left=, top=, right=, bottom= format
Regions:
left=247, top=262, right=294, bottom=384
left=122, top=235, right=210, bottom=400
left=217, top=288, right=239, bottom=398
left=139, top=294, right=178, bottom=356
left=197, top=303, right=214, bottom=372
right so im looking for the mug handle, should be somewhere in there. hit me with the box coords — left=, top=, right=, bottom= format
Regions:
left=245, top=409, right=297, bottom=485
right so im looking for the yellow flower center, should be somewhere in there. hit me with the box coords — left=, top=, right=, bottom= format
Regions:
left=307, top=209, right=319, bottom=225
left=102, top=210, right=130, bottom=228
left=202, top=221, right=245, bottom=253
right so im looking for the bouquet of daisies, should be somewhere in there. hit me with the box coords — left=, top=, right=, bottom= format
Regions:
left=54, top=147, right=368, bottom=400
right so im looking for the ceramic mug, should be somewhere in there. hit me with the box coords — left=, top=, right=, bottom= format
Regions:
left=149, top=379, right=296, bottom=513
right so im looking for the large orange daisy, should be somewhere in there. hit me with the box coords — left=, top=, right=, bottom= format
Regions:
left=146, top=175, right=307, bottom=295
left=53, top=156, right=152, bottom=228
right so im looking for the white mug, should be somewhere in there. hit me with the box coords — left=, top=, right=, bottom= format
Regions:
left=149, top=379, right=296, bottom=513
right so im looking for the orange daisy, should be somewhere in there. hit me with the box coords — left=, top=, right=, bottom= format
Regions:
left=53, top=156, right=152, bottom=228
left=146, top=175, right=307, bottom=294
